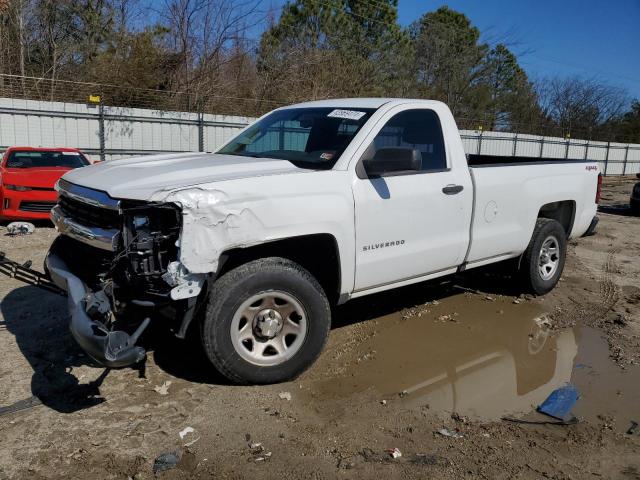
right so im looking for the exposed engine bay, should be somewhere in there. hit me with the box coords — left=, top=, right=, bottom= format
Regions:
left=53, top=198, right=182, bottom=295
left=45, top=182, right=207, bottom=366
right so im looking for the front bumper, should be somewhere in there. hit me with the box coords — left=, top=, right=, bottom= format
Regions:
left=45, top=250, right=148, bottom=368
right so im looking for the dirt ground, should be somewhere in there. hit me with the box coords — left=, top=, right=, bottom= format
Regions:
left=1, top=176, right=639, bottom=480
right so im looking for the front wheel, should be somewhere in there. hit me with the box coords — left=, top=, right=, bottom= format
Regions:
left=201, top=257, right=331, bottom=384
left=519, top=218, right=567, bottom=295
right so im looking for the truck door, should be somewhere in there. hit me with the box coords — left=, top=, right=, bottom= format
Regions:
left=352, top=107, right=471, bottom=292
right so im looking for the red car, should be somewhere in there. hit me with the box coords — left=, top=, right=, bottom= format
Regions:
left=0, top=147, right=92, bottom=221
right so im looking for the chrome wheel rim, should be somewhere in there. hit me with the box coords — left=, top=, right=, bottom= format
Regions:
left=230, top=291, right=307, bottom=366
left=538, top=236, right=560, bottom=281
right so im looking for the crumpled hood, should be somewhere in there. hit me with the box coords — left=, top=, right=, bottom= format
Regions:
left=60, top=152, right=309, bottom=200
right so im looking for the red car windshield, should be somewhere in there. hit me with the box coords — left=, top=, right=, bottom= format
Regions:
left=5, top=150, right=90, bottom=169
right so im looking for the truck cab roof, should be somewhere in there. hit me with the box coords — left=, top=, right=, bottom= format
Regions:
left=280, top=98, right=446, bottom=110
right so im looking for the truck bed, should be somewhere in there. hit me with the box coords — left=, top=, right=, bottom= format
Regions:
left=464, top=158, right=598, bottom=270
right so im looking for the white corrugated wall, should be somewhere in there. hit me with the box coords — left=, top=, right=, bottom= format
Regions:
left=1, top=97, right=639, bottom=174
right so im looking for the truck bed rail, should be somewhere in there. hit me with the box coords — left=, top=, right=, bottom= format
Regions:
left=467, top=154, right=593, bottom=167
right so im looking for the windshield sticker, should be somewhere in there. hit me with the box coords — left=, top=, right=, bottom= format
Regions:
left=320, top=152, right=334, bottom=160
left=61, top=152, right=81, bottom=156
left=327, top=109, right=366, bottom=121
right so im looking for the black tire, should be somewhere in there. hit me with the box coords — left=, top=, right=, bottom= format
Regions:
left=201, top=257, right=331, bottom=384
left=519, top=218, right=567, bottom=295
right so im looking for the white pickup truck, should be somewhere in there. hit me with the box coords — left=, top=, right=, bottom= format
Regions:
left=45, top=98, right=600, bottom=383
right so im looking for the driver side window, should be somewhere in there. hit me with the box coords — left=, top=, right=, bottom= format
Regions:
left=371, top=109, right=447, bottom=171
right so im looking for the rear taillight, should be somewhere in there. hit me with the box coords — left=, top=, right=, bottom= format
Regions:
left=595, top=173, right=603, bottom=204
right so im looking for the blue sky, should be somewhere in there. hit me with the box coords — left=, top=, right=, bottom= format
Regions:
left=264, top=0, right=640, bottom=99
left=394, top=0, right=640, bottom=99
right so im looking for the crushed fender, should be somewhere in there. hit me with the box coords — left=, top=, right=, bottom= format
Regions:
left=152, top=187, right=266, bottom=274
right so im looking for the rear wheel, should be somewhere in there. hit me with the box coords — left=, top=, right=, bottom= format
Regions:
left=519, top=218, right=567, bottom=295
left=201, top=257, right=331, bottom=384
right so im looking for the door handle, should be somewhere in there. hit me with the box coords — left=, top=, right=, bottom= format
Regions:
left=442, top=184, right=464, bottom=195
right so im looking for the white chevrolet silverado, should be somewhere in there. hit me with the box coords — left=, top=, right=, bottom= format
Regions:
left=45, top=98, right=600, bottom=383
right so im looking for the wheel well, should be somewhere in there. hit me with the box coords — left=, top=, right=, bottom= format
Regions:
left=537, top=201, right=575, bottom=236
left=217, top=234, right=341, bottom=303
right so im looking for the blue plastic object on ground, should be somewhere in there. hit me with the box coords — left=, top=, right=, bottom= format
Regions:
left=537, top=383, right=579, bottom=421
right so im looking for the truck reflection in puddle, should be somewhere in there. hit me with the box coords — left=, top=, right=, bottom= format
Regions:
left=308, top=295, right=579, bottom=420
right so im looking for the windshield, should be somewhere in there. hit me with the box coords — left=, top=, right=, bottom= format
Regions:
left=5, top=150, right=90, bottom=169
left=218, top=107, right=376, bottom=169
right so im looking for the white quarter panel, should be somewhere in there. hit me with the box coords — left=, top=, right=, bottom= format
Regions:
left=467, top=163, right=598, bottom=263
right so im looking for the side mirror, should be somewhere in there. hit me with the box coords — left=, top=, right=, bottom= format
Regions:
left=362, top=147, right=422, bottom=176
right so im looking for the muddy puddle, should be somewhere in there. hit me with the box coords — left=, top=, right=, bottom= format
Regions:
left=303, top=293, right=640, bottom=428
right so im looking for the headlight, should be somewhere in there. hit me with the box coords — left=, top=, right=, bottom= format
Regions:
left=4, top=184, right=32, bottom=191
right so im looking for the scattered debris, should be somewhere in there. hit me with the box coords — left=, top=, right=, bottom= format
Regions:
left=184, top=436, right=200, bottom=447
left=513, top=298, right=522, bottom=304
left=380, top=399, right=387, bottom=405
left=6, top=222, right=35, bottom=236
left=502, top=416, right=579, bottom=426
left=451, top=412, right=468, bottom=423
left=66, top=448, right=87, bottom=460
left=0, top=395, right=42, bottom=417
left=399, top=390, right=408, bottom=398
left=484, top=295, right=495, bottom=302
left=437, top=313, right=459, bottom=323
left=360, top=448, right=388, bottom=463
left=179, top=426, right=194, bottom=439
left=153, top=381, right=172, bottom=395
left=278, top=391, right=292, bottom=401
left=251, top=451, right=272, bottom=462
left=386, top=448, right=402, bottom=459
left=613, top=314, right=628, bottom=326
left=537, top=384, right=579, bottom=421
left=246, top=434, right=272, bottom=462
left=153, top=451, right=181, bottom=474
left=627, top=421, right=639, bottom=435
left=437, top=428, right=463, bottom=438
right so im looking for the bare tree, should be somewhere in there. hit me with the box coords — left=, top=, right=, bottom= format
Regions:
left=159, top=0, right=263, bottom=110
left=538, top=76, right=630, bottom=138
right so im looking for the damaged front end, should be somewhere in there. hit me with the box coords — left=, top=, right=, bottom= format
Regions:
left=47, top=180, right=205, bottom=368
